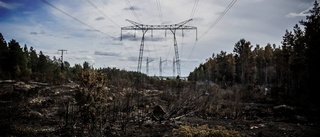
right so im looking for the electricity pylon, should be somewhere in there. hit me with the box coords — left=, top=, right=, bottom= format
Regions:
left=121, top=19, right=197, bottom=76
left=146, top=57, right=154, bottom=76
left=159, top=57, right=167, bottom=78
left=58, top=49, right=67, bottom=71
left=173, top=57, right=176, bottom=77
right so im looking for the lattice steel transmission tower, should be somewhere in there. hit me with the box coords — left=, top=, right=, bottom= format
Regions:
left=121, top=19, right=197, bottom=76
left=146, top=57, right=154, bottom=76
left=159, top=57, right=167, bottom=78
left=58, top=49, right=67, bottom=71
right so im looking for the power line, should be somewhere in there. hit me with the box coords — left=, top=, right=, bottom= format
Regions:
left=124, top=0, right=141, bottom=23
left=149, top=34, right=159, bottom=66
left=187, top=41, right=198, bottom=60
left=186, top=0, right=237, bottom=66
left=158, top=0, right=163, bottom=23
left=84, top=0, right=134, bottom=67
left=190, top=0, right=200, bottom=19
left=165, top=41, right=172, bottom=61
left=119, top=41, right=134, bottom=60
left=199, top=0, right=237, bottom=40
left=156, top=0, right=163, bottom=23
left=42, top=0, right=134, bottom=70
left=186, top=0, right=236, bottom=64
left=180, top=33, right=185, bottom=60
left=84, top=0, right=121, bottom=28
left=41, top=0, right=117, bottom=40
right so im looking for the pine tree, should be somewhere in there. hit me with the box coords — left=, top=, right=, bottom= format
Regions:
left=7, top=39, right=25, bottom=79
left=300, top=0, right=320, bottom=102
left=0, top=33, right=9, bottom=79
left=233, top=39, right=253, bottom=85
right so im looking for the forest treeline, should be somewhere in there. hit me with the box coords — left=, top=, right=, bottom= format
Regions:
left=188, top=1, right=319, bottom=104
left=0, top=33, right=150, bottom=84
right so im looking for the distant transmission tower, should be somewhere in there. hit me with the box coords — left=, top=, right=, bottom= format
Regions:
left=121, top=19, right=197, bottom=76
left=159, top=57, right=167, bottom=78
left=146, top=57, right=154, bottom=76
left=58, top=49, right=67, bottom=70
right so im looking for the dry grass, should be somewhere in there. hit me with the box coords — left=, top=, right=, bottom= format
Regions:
left=172, top=124, right=248, bottom=137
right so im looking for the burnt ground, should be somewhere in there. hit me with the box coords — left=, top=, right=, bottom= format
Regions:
left=0, top=81, right=319, bottom=137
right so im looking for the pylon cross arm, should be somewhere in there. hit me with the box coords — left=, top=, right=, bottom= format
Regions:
left=121, top=19, right=196, bottom=31
left=122, top=25, right=196, bottom=30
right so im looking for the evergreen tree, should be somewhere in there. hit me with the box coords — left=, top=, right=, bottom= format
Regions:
left=20, top=45, right=31, bottom=81
left=233, top=39, right=253, bottom=85
left=29, top=47, right=38, bottom=78
left=37, top=51, right=48, bottom=81
left=7, top=39, right=24, bottom=79
left=264, top=44, right=274, bottom=86
left=253, top=44, right=265, bottom=85
left=83, top=61, right=91, bottom=70
left=290, top=24, right=306, bottom=95
left=0, top=33, right=9, bottom=79
left=300, top=0, right=320, bottom=102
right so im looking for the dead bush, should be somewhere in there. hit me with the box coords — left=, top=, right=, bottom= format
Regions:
left=199, top=85, right=243, bottom=119
left=70, top=69, right=110, bottom=136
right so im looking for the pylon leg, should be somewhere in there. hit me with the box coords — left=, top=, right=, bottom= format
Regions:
left=173, top=32, right=181, bottom=76
left=137, top=30, right=148, bottom=72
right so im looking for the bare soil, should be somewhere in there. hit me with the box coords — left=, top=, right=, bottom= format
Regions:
left=0, top=81, right=319, bottom=137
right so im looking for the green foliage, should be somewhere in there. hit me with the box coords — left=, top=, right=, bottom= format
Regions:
left=0, top=33, right=72, bottom=83
left=0, top=33, right=9, bottom=79
left=74, top=68, right=109, bottom=136
left=76, top=69, right=108, bottom=105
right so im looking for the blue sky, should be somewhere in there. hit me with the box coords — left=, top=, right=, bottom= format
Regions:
left=0, top=0, right=314, bottom=76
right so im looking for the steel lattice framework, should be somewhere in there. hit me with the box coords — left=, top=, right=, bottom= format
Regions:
left=146, top=57, right=154, bottom=76
left=121, top=19, right=197, bottom=76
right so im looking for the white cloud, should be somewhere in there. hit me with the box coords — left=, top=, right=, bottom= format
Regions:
left=286, top=8, right=311, bottom=18
left=0, top=1, right=20, bottom=9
